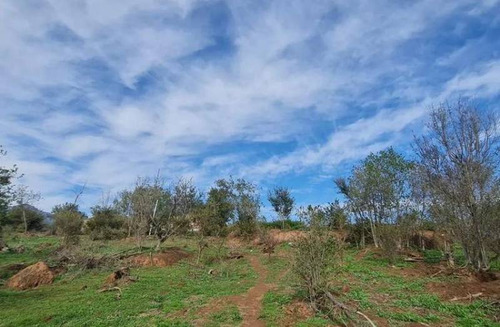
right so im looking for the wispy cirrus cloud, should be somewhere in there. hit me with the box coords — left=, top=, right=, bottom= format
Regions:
left=1, top=0, right=499, bottom=211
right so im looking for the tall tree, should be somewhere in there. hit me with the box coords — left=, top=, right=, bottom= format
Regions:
left=12, top=185, right=41, bottom=233
left=0, top=146, right=18, bottom=225
left=414, top=100, right=500, bottom=271
left=268, top=186, right=294, bottom=229
left=0, top=146, right=18, bottom=248
left=335, top=147, right=414, bottom=248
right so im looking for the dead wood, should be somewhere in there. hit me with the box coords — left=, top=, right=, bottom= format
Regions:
left=450, top=292, right=483, bottom=302
left=324, top=291, right=376, bottom=327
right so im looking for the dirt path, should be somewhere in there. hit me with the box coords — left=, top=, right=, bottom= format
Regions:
left=196, top=255, right=273, bottom=327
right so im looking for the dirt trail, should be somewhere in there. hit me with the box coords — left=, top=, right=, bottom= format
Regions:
left=196, top=255, right=274, bottom=327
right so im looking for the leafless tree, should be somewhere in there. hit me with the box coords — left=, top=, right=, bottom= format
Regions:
left=414, top=99, right=500, bottom=271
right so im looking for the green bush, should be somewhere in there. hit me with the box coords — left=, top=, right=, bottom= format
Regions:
left=424, top=250, right=443, bottom=264
left=86, top=206, right=125, bottom=240
left=261, top=220, right=305, bottom=230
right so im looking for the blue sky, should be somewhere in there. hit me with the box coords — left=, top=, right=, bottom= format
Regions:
left=1, top=0, right=500, bottom=217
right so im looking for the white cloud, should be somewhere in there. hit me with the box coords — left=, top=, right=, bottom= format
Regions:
left=1, top=0, right=499, bottom=211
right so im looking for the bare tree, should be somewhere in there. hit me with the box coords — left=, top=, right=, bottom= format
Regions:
left=12, top=185, right=41, bottom=234
left=414, top=99, right=500, bottom=271
left=268, top=186, right=294, bottom=229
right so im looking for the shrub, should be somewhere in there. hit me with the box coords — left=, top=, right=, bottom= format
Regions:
left=424, top=250, right=443, bottom=264
left=294, top=229, right=340, bottom=305
left=378, top=225, right=400, bottom=263
left=86, top=206, right=125, bottom=240
left=53, top=203, right=85, bottom=246
left=261, top=220, right=305, bottom=230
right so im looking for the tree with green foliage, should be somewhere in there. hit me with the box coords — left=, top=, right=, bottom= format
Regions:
left=11, top=184, right=41, bottom=233
left=199, top=180, right=235, bottom=236
left=6, top=206, right=45, bottom=232
left=336, top=147, right=414, bottom=248
left=0, top=146, right=18, bottom=249
left=414, top=100, right=500, bottom=271
left=123, top=176, right=202, bottom=250
left=52, top=203, right=86, bottom=246
left=267, top=186, right=294, bottom=229
left=86, top=205, right=125, bottom=240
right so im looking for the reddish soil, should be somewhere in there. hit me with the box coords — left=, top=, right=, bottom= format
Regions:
left=6, top=261, right=55, bottom=290
left=427, top=278, right=500, bottom=302
left=388, top=260, right=500, bottom=303
left=196, top=255, right=275, bottom=327
left=102, top=267, right=135, bottom=287
left=127, top=248, right=190, bottom=267
left=281, top=300, right=315, bottom=326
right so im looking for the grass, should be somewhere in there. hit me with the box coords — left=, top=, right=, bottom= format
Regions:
left=0, top=234, right=257, bottom=326
left=1, top=234, right=499, bottom=326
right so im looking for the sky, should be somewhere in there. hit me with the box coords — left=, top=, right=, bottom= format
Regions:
left=1, top=0, right=500, bottom=217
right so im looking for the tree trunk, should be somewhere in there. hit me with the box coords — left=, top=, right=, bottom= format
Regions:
left=369, top=219, right=378, bottom=248
left=22, top=208, right=27, bottom=234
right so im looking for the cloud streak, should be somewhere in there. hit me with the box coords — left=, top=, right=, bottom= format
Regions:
left=1, top=0, right=499, bottom=211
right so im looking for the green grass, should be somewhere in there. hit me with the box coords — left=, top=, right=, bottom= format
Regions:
left=2, top=235, right=500, bottom=326
left=206, top=305, right=242, bottom=327
left=0, top=235, right=258, bottom=327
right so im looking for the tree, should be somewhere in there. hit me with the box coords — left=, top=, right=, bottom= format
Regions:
left=232, top=178, right=260, bottom=236
left=414, top=100, right=500, bottom=271
left=6, top=206, right=45, bottom=232
left=53, top=203, right=85, bottom=246
left=86, top=205, right=125, bottom=240
left=124, top=176, right=202, bottom=250
left=12, top=185, right=41, bottom=233
left=0, top=146, right=18, bottom=248
left=198, top=181, right=234, bottom=236
left=335, top=148, right=414, bottom=248
left=267, top=186, right=294, bottom=229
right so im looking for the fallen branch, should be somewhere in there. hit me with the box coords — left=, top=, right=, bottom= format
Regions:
left=98, top=286, right=122, bottom=294
left=450, top=292, right=482, bottom=302
left=404, top=257, right=423, bottom=262
left=325, top=291, right=376, bottom=327
left=430, top=269, right=444, bottom=278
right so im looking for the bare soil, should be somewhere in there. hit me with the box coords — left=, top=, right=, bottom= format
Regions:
left=196, top=255, right=275, bottom=327
left=127, top=248, right=190, bottom=267
left=7, top=261, right=55, bottom=290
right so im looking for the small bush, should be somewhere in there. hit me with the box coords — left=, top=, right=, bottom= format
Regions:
left=261, top=220, right=305, bottom=230
left=378, top=225, right=400, bottom=263
left=85, top=206, right=125, bottom=240
left=53, top=203, right=85, bottom=247
left=424, top=250, right=443, bottom=264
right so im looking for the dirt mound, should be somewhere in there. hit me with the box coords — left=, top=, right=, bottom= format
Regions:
left=103, top=267, right=130, bottom=286
left=268, top=230, right=305, bottom=243
left=6, top=262, right=55, bottom=290
left=128, top=248, right=190, bottom=267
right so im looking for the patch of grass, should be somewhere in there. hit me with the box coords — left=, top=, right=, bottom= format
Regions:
left=206, top=305, right=242, bottom=326
left=346, top=287, right=372, bottom=309
left=296, top=317, right=331, bottom=326
left=424, top=249, right=443, bottom=264
left=0, top=251, right=257, bottom=326
left=260, top=291, right=293, bottom=326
